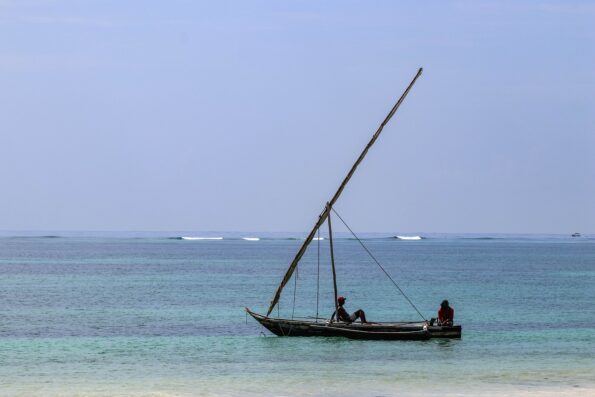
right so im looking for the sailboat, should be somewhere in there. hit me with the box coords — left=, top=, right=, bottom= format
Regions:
left=246, top=68, right=461, bottom=340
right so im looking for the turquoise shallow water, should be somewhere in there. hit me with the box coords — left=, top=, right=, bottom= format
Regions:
left=1, top=233, right=594, bottom=396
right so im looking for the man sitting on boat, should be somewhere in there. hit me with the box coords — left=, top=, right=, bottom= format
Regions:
left=437, top=299, right=454, bottom=326
left=335, top=296, right=368, bottom=324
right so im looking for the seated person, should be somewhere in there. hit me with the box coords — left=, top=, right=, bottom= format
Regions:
left=335, top=296, right=368, bottom=324
left=437, top=299, right=454, bottom=326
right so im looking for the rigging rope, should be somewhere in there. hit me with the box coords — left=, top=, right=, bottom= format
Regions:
left=291, top=263, right=298, bottom=319
left=330, top=207, right=427, bottom=321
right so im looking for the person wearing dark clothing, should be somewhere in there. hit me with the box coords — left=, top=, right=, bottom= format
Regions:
left=335, top=296, right=368, bottom=323
left=438, top=299, right=454, bottom=326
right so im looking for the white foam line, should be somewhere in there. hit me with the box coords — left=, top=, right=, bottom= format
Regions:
left=181, top=237, right=223, bottom=240
left=396, top=235, right=422, bottom=241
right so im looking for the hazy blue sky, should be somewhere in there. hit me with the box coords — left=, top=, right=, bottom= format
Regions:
left=1, top=1, right=593, bottom=233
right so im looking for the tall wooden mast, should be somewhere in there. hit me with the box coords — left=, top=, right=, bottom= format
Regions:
left=327, top=203, right=339, bottom=318
left=266, top=68, right=423, bottom=317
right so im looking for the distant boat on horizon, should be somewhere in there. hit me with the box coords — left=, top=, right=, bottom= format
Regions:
left=571, top=232, right=581, bottom=237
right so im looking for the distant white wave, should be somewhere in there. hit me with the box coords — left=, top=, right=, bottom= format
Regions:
left=181, top=237, right=223, bottom=241
left=312, top=237, right=325, bottom=241
left=242, top=237, right=260, bottom=241
left=395, top=235, right=423, bottom=241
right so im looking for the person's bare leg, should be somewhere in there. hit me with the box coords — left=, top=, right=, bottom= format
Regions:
left=355, top=309, right=367, bottom=323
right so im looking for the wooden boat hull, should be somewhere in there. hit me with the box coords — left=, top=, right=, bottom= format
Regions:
left=246, top=308, right=461, bottom=340
left=428, top=324, right=462, bottom=338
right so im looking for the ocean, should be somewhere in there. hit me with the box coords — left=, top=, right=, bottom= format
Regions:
left=1, top=232, right=594, bottom=396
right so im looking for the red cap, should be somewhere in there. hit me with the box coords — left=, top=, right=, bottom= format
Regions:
left=337, top=296, right=346, bottom=304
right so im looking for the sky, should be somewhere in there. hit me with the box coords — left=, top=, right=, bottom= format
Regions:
left=0, top=1, right=594, bottom=234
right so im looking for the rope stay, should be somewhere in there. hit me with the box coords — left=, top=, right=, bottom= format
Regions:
left=330, top=207, right=427, bottom=321
left=291, top=262, right=298, bottom=319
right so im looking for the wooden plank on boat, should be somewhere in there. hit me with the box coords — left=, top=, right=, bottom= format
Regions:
left=310, top=324, right=431, bottom=340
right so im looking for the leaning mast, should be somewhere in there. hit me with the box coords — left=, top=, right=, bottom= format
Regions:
left=266, top=68, right=423, bottom=317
